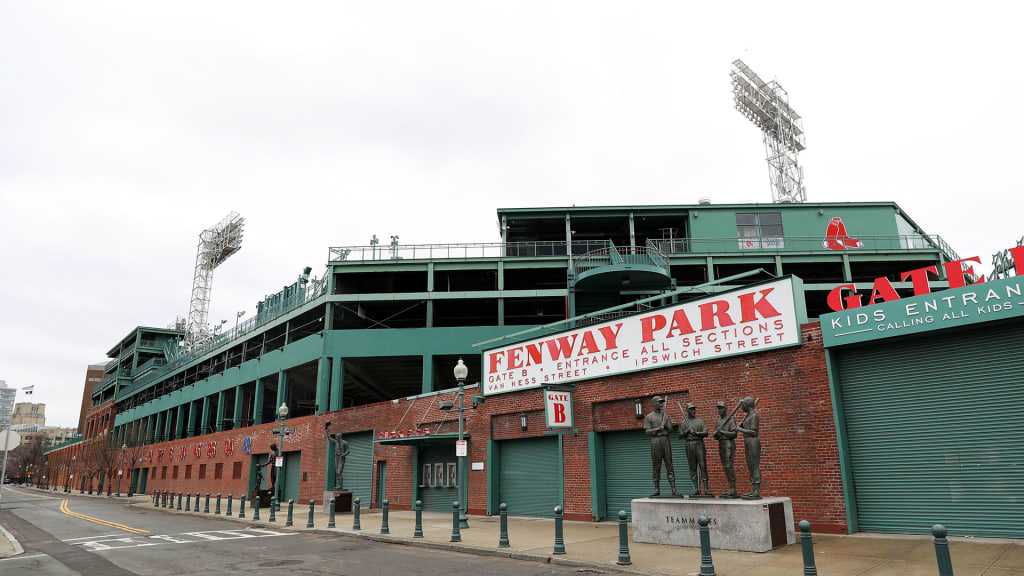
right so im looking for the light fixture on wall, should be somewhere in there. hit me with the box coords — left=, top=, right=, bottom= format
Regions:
left=520, top=413, right=528, bottom=430
left=635, top=398, right=644, bottom=419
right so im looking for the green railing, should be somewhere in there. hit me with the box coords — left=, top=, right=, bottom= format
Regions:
left=574, top=243, right=670, bottom=275
left=117, top=276, right=330, bottom=402
left=43, top=434, right=82, bottom=454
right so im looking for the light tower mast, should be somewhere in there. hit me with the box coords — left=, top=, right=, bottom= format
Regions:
left=731, top=59, right=807, bottom=203
left=185, top=212, right=245, bottom=348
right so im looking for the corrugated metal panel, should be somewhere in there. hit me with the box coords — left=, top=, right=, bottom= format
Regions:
left=345, top=432, right=374, bottom=508
left=499, top=437, right=559, bottom=518
left=836, top=321, right=1024, bottom=537
left=603, top=429, right=695, bottom=520
left=419, top=445, right=458, bottom=512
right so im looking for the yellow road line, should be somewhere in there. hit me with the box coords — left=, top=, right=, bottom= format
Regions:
left=3, top=487, right=63, bottom=500
left=59, top=499, right=150, bottom=534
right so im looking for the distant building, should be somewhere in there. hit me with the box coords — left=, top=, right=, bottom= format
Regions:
left=77, top=363, right=107, bottom=435
left=0, top=380, right=16, bottom=429
left=12, top=402, right=45, bottom=427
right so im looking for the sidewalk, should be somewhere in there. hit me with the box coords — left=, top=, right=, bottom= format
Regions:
left=22, top=487, right=1024, bottom=574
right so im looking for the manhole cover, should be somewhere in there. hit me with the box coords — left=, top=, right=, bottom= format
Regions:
left=257, top=560, right=304, bottom=568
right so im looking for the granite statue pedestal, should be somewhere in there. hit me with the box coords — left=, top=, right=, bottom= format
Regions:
left=631, top=496, right=794, bottom=552
left=322, top=490, right=353, bottom=514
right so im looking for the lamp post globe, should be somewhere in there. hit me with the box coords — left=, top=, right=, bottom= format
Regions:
left=454, top=359, right=468, bottom=529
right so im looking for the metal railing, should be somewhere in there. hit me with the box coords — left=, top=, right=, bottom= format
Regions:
left=648, top=234, right=954, bottom=256
left=104, top=359, right=118, bottom=372
left=118, top=276, right=330, bottom=401
left=120, top=341, right=136, bottom=358
left=574, top=243, right=670, bottom=275
left=328, top=240, right=612, bottom=262
left=43, top=434, right=83, bottom=454
left=132, top=357, right=166, bottom=378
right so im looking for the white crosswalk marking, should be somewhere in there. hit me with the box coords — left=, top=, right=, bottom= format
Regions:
left=73, top=528, right=295, bottom=551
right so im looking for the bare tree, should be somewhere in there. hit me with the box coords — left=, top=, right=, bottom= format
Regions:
left=9, top=439, right=46, bottom=484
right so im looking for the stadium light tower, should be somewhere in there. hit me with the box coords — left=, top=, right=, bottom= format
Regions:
left=185, top=212, right=245, bottom=348
left=731, top=59, right=807, bottom=203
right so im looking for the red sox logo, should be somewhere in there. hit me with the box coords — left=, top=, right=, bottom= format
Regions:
left=823, top=217, right=862, bottom=250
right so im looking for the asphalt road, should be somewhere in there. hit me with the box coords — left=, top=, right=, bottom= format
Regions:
left=0, top=487, right=617, bottom=576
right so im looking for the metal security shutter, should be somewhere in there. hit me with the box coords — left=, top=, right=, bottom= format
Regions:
left=499, top=437, right=559, bottom=518
left=419, top=445, right=458, bottom=512
left=345, top=432, right=374, bottom=508
left=836, top=321, right=1024, bottom=537
left=603, top=429, right=695, bottom=520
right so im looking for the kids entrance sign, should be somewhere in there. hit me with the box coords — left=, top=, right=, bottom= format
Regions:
left=482, top=277, right=802, bottom=396
left=821, top=273, right=1024, bottom=347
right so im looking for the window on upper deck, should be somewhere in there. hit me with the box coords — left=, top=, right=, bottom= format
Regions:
left=736, top=212, right=783, bottom=249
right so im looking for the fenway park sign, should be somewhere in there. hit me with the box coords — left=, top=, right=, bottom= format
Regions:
left=482, top=277, right=801, bottom=396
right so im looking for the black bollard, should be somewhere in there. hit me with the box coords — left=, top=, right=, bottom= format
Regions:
left=194, top=493, right=201, bottom=512
left=226, top=493, right=233, bottom=516
left=498, top=503, right=510, bottom=548
left=698, top=515, right=716, bottom=576
left=204, top=493, right=210, bottom=514
left=553, top=506, right=566, bottom=555
left=286, top=499, right=294, bottom=527
left=215, top=493, right=222, bottom=515
left=328, top=498, right=336, bottom=528
left=176, top=492, right=182, bottom=510
left=163, top=491, right=169, bottom=508
left=154, top=492, right=159, bottom=507
left=799, top=520, right=818, bottom=575
left=306, top=500, right=315, bottom=528
left=269, top=497, right=277, bottom=522
left=450, top=501, right=461, bottom=542
left=239, top=494, right=246, bottom=518
left=413, top=500, right=423, bottom=538
left=381, top=499, right=390, bottom=534
left=353, top=497, right=361, bottom=530
left=186, top=492, right=191, bottom=511
left=253, top=494, right=261, bottom=521
left=932, top=524, right=954, bottom=576
left=617, top=510, right=631, bottom=565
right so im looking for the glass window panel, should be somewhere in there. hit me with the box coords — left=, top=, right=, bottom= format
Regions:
left=736, top=213, right=757, bottom=225
left=758, top=212, right=782, bottom=225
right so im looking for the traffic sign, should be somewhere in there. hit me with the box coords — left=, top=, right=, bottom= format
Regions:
left=455, top=440, right=467, bottom=457
left=0, top=430, right=21, bottom=451
left=275, top=456, right=284, bottom=467
left=272, top=427, right=295, bottom=435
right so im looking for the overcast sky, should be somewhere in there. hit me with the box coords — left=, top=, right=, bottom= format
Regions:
left=1, top=2, right=1021, bottom=428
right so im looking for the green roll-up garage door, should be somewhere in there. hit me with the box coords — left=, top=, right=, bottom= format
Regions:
left=603, top=429, right=695, bottom=520
left=499, top=437, right=559, bottom=517
left=419, top=444, right=458, bottom=512
left=836, top=321, right=1024, bottom=537
left=345, top=431, right=374, bottom=508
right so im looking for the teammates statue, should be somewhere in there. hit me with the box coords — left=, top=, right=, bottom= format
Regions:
left=327, top=430, right=350, bottom=491
left=644, top=395, right=763, bottom=500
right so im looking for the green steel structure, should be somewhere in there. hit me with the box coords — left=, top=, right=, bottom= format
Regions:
left=107, top=201, right=955, bottom=456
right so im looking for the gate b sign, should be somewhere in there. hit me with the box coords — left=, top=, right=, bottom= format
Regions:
left=545, top=390, right=574, bottom=429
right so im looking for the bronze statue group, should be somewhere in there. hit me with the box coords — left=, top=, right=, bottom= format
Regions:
left=644, top=395, right=761, bottom=500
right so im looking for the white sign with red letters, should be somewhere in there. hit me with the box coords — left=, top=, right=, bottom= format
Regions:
left=482, top=277, right=800, bottom=396
left=544, top=390, right=574, bottom=429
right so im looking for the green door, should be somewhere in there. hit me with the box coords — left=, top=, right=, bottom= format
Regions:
left=499, top=437, right=559, bottom=518
left=282, top=451, right=301, bottom=503
left=836, top=321, right=1024, bottom=537
left=345, top=432, right=374, bottom=509
left=375, top=461, right=386, bottom=508
left=419, top=444, right=458, bottom=512
left=603, top=429, right=694, bottom=520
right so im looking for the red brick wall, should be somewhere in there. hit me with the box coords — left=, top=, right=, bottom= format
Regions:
left=82, top=321, right=845, bottom=532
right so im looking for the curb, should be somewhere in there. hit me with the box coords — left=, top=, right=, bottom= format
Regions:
left=0, top=522, right=24, bottom=558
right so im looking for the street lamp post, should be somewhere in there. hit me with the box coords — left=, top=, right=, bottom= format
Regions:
left=117, top=443, right=126, bottom=497
left=275, top=403, right=289, bottom=511
left=453, top=360, right=469, bottom=529
left=67, top=456, right=76, bottom=493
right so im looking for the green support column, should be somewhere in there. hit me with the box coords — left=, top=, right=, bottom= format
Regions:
left=315, top=357, right=330, bottom=414
left=233, top=385, right=244, bottom=429
left=153, top=413, right=163, bottom=443
left=421, top=355, right=432, bottom=395
left=215, top=391, right=226, bottom=432
left=200, top=396, right=211, bottom=436
left=253, top=379, right=265, bottom=425
left=425, top=300, right=434, bottom=328
left=276, top=371, right=288, bottom=412
left=329, top=358, right=344, bottom=411
left=175, top=404, right=185, bottom=440
left=186, top=401, right=198, bottom=438
left=164, top=409, right=173, bottom=442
